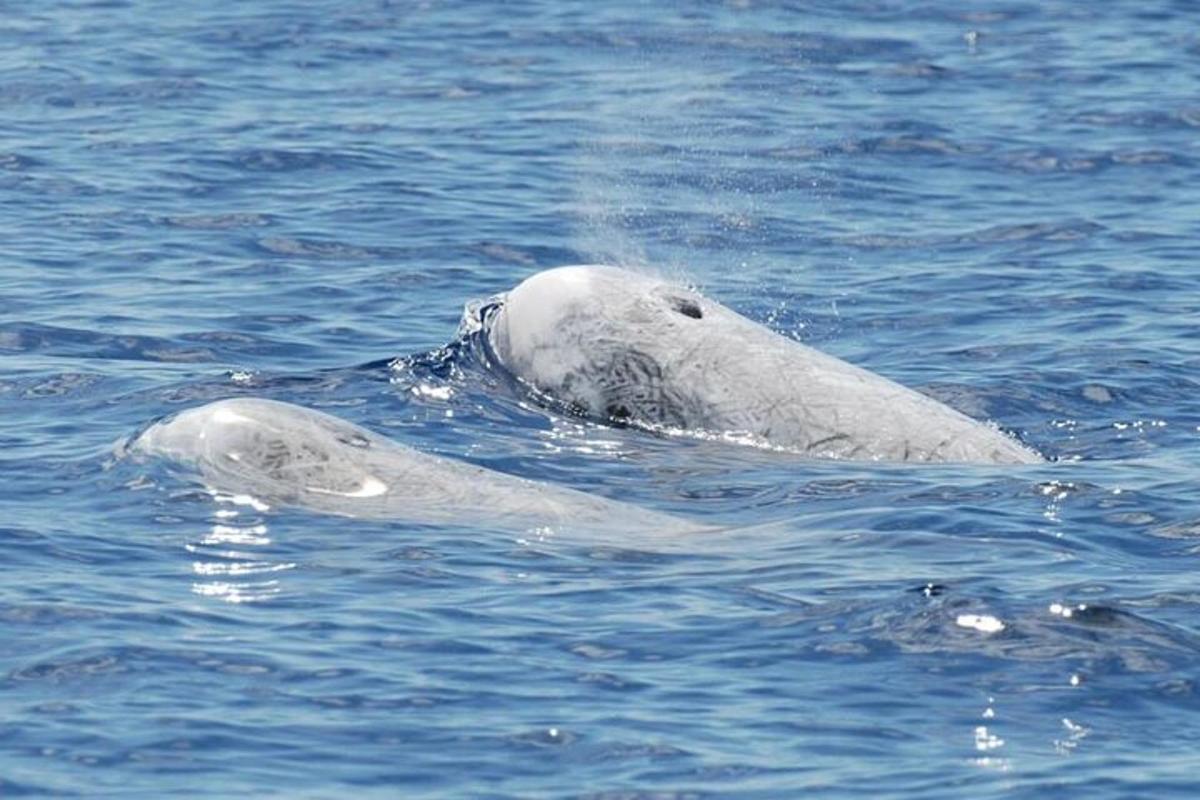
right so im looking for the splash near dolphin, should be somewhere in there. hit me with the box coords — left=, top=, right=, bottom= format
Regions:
left=482, top=265, right=1040, bottom=464
left=132, top=398, right=703, bottom=532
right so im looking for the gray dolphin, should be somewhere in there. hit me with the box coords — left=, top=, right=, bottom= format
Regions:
left=132, top=397, right=704, bottom=532
left=484, top=265, right=1041, bottom=464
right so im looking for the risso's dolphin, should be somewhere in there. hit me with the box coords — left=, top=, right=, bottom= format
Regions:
left=132, top=398, right=704, bottom=532
left=483, top=265, right=1041, bottom=464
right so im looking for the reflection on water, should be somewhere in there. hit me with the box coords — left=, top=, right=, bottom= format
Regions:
left=1055, top=717, right=1090, bottom=756
left=187, top=490, right=293, bottom=604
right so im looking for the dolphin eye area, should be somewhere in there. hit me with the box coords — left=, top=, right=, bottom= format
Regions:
left=668, top=296, right=703, bottom=319
left=605, top=403, right=631, bottom=420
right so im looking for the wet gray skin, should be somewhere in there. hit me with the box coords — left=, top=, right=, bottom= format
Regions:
left=133, top=398, right=705, bottom=533
left=487, top=265, right=1041, bottom=465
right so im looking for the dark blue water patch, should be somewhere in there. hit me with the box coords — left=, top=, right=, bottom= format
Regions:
left=0, top=322, right=339, bottom=372
left=1069, top=107, right=1200, bottom=131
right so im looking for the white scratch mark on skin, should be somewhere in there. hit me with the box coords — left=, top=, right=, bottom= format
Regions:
left=306, top=475, right=389, bottom=498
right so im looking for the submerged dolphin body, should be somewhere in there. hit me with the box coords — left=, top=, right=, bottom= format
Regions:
left=484, top=265, right=1041, bottom=464
left=132, top=398, right=703, bottom=532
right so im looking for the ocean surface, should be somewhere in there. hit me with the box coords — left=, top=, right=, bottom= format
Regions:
left=3, top=1, right=1199, bottom=796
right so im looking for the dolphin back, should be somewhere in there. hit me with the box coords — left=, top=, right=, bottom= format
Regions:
left=486, top=266, right=1041, bottom=465
left=132, top=397, right=706, bottom=532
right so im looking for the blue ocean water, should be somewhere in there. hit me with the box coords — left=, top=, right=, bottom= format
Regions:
left=3, top=0, right=1199, bottom=796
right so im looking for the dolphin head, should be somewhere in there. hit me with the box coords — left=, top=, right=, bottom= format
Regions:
left=134, top=398, right=391, bottom=498
left=484, top=266, right=711, bottom=425
left=490, top=266, right=706, bottom=352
